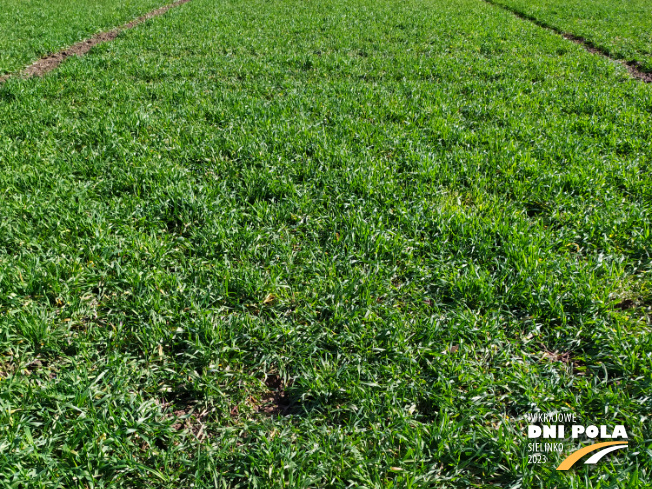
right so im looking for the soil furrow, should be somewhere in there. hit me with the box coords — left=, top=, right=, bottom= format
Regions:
left=482, top=0, right=652, bottom=83
left=0, top=0, right=191, bottom=84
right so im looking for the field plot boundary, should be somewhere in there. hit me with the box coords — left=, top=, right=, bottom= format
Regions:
left=0, top=0, right=191, bottom=84
left=482, top=0, right=652, bottom=83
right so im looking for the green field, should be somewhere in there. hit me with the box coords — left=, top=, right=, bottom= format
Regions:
left=1, top=0, right=651, bottom=487
left=492, top=0, right=652, bottom=71
left=0, top=0, right=169, bottom=74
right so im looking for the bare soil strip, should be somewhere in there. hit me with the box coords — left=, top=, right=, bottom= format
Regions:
left=482, top=0, right=652, bottom=83
left=0, top=0, right=191, bottom=84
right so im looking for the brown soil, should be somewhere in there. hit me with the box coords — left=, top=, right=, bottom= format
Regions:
left=158, top=399, right=211, bottom=440
left=615, top=298, right=637, bottom=310
left=0, top=0, right=191, bottom=84
left=624, top=61, right=652, bottom=83
left=256, top=374, right=293, bottom=416
left=540, top=345, right=585, bottom=375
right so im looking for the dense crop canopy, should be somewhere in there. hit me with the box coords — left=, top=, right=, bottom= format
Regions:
left=0, top=0, right=650, bottom=487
